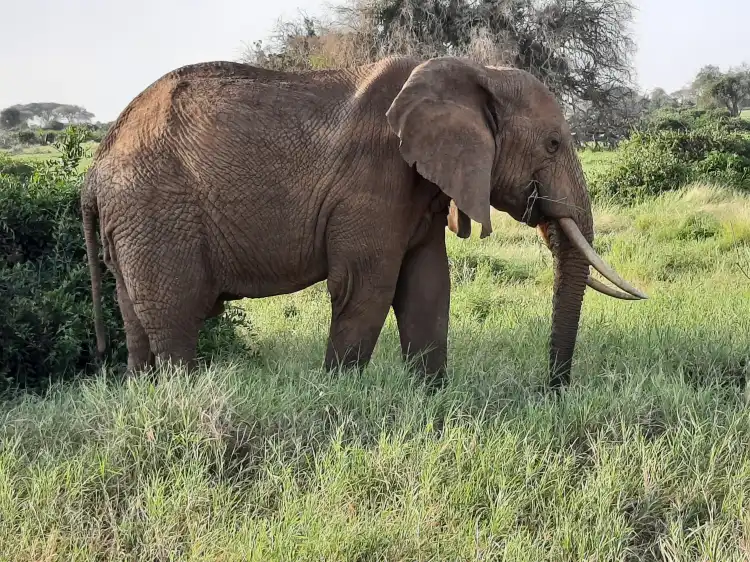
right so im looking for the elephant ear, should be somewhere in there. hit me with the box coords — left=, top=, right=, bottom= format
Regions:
left=386, top=58, right=498, bottom=238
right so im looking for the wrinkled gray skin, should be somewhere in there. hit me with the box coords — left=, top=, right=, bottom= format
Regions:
left=81, top=55, right=618, bottom=388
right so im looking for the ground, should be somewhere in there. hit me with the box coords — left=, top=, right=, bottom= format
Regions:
left=2, top=147, right=750, bottom=559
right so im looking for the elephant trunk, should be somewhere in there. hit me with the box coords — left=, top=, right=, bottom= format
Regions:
left=537, top=149, right=647, bottom=388
left=548, top=225, right=589, bottom=388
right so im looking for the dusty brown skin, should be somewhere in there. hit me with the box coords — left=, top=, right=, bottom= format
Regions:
left=82, top=55, right=645, bottom=388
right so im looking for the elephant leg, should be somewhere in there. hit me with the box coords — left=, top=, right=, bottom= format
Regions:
left=392, top=220, right=450, bottom=389
left=324, top=248, right=401, bottom=374
left=207, top=299, right=225, bottom=319
left=147, top=320, right=202, bottom=372
left=134, top=287, right=207, bottom=373
left=116, top=236, right=212, bottom=374
left=114, top=270, right=154, bottom=373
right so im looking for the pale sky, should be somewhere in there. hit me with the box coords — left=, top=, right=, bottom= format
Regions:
left=0, top=0, right=747, bottom=122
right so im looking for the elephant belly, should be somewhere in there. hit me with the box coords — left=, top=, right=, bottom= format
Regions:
left=224, top=271, right=328, bottom=300
left=211, top=239, right=329, bottom=301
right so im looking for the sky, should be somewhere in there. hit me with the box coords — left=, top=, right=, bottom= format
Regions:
left=0, top=0, right=747, bottom=123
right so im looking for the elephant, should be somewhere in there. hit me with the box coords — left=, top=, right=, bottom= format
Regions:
left=81, top=55, right=647, bottom=389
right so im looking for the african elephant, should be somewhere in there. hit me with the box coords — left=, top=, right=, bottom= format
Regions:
left=81, top=55, right=647, bottom=389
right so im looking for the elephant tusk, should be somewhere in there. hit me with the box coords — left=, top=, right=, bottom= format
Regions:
left=558, top=217, right=648, bottom=300
left=586, top=275, right=642, bottom=300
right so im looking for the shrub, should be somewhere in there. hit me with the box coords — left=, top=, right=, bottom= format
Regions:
left=0, top=170, right=122, bottom=390
left=643, top=107, right=750, bottom=133
left=17, top=130, right=38, bottom=145
left=588, top=132, right=691, bottom=203
left=589, top=125, right=750, bottom=203
left=47, top=120, right=66, bottom=131
left=0, top=128, right=255, bottom=392
left=0, top=154, right=34, bottom=181
left=79, top=122, right=111, bottom=143
left=0, top=130, right=15, bottom=149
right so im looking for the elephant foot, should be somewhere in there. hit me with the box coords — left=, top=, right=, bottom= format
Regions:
left=421, top=369, right=447, bottom=394
left=323, top=351, right=369, bottom=378
left=123, top=364, right=157, bottom=385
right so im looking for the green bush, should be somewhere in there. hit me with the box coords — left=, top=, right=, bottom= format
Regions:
left=0, top=169, right=121, bottom=390
left=0, top=154, right=34, bottom=181
left=0, top=127, right=255, bottom=392
left=643, top=107, right=750, bottom=133
left=589, top=123, right=750, bottom=203
left=47, top=120, right=66, bottom=131
left=79, top=122, right=111, bottom=143
left=17, top=130, right=38, bottom=145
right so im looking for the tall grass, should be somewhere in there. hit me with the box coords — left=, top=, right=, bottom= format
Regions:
left=2, top=182, right=750, bottom=559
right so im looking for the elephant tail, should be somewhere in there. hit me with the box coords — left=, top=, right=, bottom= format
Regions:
left=81, top=183, right=107, bottom=358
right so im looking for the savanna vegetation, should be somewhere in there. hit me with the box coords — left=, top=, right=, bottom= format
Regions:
left=2, top=0, right=750, bottom=559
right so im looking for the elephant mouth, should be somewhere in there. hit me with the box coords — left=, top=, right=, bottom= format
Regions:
left=520, top=181, right=544, bottom=227
left=522, top=198, right=543, bottom=227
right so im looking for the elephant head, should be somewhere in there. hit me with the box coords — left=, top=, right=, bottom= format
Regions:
left=386, top=56, right=647, bottom=388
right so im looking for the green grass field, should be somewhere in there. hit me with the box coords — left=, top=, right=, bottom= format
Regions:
left=578, top=148, right=618, bottom=178
left=3, top=147, right=750, bottom=559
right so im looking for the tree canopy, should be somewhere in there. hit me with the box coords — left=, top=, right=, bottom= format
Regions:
left=0, top=103, right=95, bottom=128
left=0, top=107, right=22, bottom=129
left=665, top=64, right=750, bottom=116
left=245, top=0, right=637, bottom=113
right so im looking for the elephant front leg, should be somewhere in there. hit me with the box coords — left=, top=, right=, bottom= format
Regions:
left=324, top=258, right=401, bottom=376
left=392, top=221, right=450, bottom=389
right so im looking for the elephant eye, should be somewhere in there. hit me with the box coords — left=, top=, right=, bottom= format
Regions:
left=546, top=135, right=561, bottom=154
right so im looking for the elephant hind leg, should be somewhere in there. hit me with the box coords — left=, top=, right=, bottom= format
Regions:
left=115, top=233, right=216, bottom=374
left=133, top=282, right=211, bottom=373
left=114, top=270, right=154, bottom=374
left=147, top=319, right=202, bottom=372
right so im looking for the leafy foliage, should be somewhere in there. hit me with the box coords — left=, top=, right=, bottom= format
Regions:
left=568, top=85, right=649, bottom=148
left=16, top=130, right=37, bottom=145
left=245, top=0, right=637, bottom=113
left=0, top=128, right=256, bottom=392
left=641, top=106, right=750, bottom=133
left=0, top=161, right=120, bottom=390
left=1, top=102, right=95, bottom=128
left=0, top=153, right=34, bottom=181
left=82, top=121, right=112, bottom=142
left=0, top=107, right=21, bottom=129
left=588, top=118, right=750, bottom=203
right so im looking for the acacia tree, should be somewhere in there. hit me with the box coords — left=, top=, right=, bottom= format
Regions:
left=648, top=88, right=678, bottom=110
left=709, top=70, right=750, bottom=116
left=245, top=0, right=637, bottom=116
left=21, top=103, right=60, bottom=127
left=568, top=85, right=648, bottom=148
left=54, top=105, right=95, bottom=125
left=679, top=64, right=750, bottom=116
left=1, top=103, right=95, bottom=128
